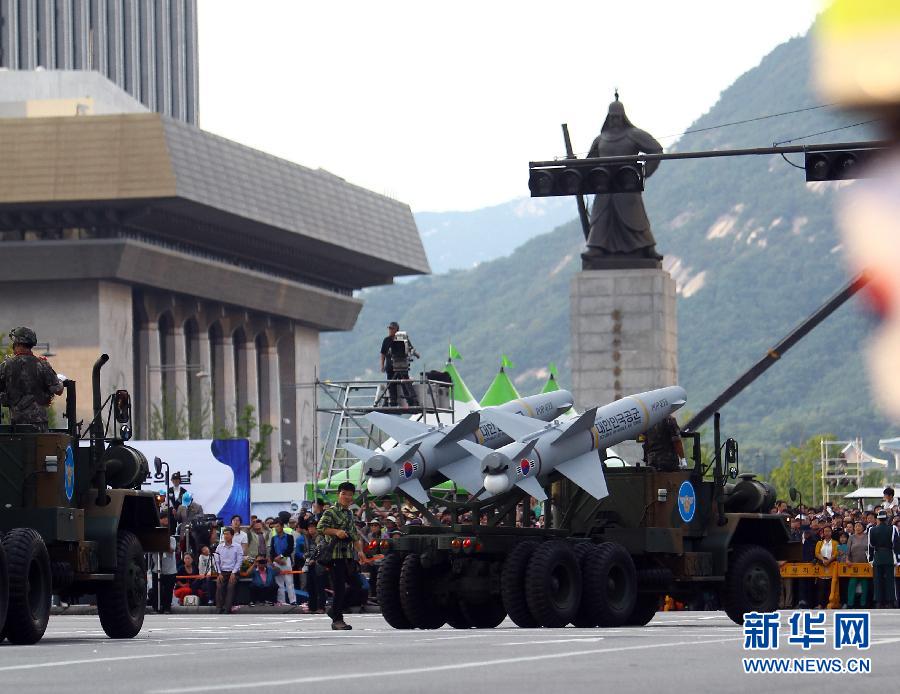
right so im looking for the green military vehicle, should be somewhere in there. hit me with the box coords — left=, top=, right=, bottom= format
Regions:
left=0, top=354, right=169, bottom=644
left=374, top=414, right=799, bottom=630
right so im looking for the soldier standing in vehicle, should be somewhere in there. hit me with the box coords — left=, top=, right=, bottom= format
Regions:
left=867, top=509, right=900, bottom=608
left=642, top=415, right=685, bottom=471
left=0, top=327, right=63, bottom=432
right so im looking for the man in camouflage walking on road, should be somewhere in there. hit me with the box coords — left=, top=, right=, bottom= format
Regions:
left=0, top=327, right=64, bottom=432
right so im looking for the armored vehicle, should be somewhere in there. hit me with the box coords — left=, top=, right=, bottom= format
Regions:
left=0, top=354, right=169, bottom=644
left=373, top=413, right=798, bottom=630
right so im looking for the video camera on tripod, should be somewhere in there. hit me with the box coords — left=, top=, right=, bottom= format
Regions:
left=388, top=331, right=420, bottom=374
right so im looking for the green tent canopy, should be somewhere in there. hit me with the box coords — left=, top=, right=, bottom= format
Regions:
left=541, top=362, right=560, bottom=393
left=445, top=360, right=479, bottom=409
left=480, top=357, right=521, bottom=407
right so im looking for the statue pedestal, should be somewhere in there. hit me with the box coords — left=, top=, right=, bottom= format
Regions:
left=570, top=268, right=678, bottom=462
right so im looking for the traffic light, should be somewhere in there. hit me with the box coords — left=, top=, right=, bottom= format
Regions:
left=528, top=163, right=645, bottom=197
left=804, top=149, right=878, bottom=182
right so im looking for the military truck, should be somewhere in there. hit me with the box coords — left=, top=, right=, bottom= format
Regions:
left=373, top=412, right=799, bottom=630
left=0, top=354, right=169, bottom=644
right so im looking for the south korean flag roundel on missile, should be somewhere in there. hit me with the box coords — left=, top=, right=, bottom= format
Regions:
left=515, top=458, right=532, bottom=479
left=400, top=459, right=420, bottom=480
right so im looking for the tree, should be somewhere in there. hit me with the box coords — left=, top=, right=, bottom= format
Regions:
left=767, top=433, right=836, bottom=508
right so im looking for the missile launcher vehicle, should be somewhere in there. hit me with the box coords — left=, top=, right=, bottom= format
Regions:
left=0, top=354, right=169, bottom=644
left=372, top=404, right=798, bottom=630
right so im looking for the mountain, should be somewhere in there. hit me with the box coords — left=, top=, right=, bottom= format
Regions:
left=414, top=197, right=575, bottom=274
left=322, top=30, right=892, bottom=463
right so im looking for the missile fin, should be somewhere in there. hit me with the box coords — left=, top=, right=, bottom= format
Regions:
left=398, top=479, right=429, bottom=504
left=551, top=407, right=598, bottom=446
left=435, top=411, right=481, bottom=448
left=555, top=451, right=609, bottom=501
left=391, top=441, right=421, bottom=464
left=509, top=439, right=538, bottom=461
left=342, top=442, right=377, bottom=462
left=365, top=411, right=431, bottom=442
left=480, top=408, right=550, bottom=440
left=515, top=476, right=547, bottom=501
left=440, top=458, right=486, bottom=495
left=456, top=438, right=494, bottom=461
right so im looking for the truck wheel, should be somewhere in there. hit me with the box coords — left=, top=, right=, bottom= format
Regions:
left=525, top=541, right=582, bottom=628
left=501, top=540, right=539, bottom=628
left=624, top=593, right=659, bottom=626
left=399, top=554, right=445, bottom=629
left=444, top=598, right=471, bottom=629
left=377, top=553, right=411, bottom=629
left=578, top=542, right=636, bottom=628
left=97, top=531, right=147, bottom=639
left=722, top=544, right=780, bottom=625
left=459, top=598, right=507, bottom=628
left=0, top=541, right=8, bottom=639
left=2, top=528, right=51, bottom=644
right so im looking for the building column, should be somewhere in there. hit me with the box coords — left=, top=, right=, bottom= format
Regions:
left=171, top=326, right=189, bottom=437
left=195, top=327, right=213, bottom=438
left=139, top=320, right=162, bottom=438
left=237, top=338, right=261, bottom=475
left=259, top=346, right=282, bottom=483
left=218, top=333, right=237, bottom=430
left=294, top=324, right=320, bottom=488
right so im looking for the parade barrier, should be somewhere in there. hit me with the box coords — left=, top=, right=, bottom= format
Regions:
left=780, top=562, right=900, bottom=609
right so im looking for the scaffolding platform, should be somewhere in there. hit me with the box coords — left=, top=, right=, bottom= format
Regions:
left=314, top=377, right=455, bottom=488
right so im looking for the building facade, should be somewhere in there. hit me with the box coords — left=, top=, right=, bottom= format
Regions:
left=0, top=111, right=429, bottom=485
left=0, top=0, right=198, bottom=123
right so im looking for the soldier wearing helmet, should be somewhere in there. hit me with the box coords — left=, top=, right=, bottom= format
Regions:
left=0, top=327, right=64, bottom=432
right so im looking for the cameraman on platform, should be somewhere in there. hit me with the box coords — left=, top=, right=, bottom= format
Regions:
left=379, top=321, right=420, bottom=408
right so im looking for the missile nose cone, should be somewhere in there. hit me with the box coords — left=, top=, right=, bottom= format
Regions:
left=484, top=474, right=512, bottom=495
left=367, top=475, right=394, bottom=497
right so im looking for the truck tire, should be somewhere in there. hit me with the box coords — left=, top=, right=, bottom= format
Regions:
left=0, top=541, right=8, bottom=639
left=96, top=531, right=147, bottom=639
left=399, top=554, right=445, bottom=629
left=377, top=553, right=411, bottom=629
left=525, top=540, right=582, bottom=628
left=722, top=544, right=780, bottom=625
left=624, top=593, right=659, bottom=626
left=459, top=598, right=507, bottom=628
left=577, top=542, right=636, bottom=628
left=444, top=598, right=471, bottom=629
left=501, top=540, right=539, bottom=628
left=2, top=528, right=51, bottom=645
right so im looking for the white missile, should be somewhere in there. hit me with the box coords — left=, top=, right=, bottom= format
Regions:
left=343, top=390, right=575, bottom=503
left=458, top=386, right=687, bottom=502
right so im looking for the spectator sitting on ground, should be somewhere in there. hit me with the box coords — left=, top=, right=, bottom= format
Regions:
left=248, top=554, right=280, bottom=606
left=174, top=552, right=206, bottom=605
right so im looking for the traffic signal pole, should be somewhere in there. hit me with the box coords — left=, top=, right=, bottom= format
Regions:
left=529, top=139, right=886, bottom=169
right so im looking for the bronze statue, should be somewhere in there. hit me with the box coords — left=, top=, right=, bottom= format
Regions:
left=582, top=97, right=663, bottom=270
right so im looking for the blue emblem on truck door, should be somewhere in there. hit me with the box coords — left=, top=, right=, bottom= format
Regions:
left=677, top=480, right=696, bottom=523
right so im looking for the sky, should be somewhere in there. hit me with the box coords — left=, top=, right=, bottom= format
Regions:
left=197, top=0, right=823, bottom=213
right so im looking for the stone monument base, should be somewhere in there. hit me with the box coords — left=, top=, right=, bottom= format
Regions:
left=570, top=268, right=677, bottom=463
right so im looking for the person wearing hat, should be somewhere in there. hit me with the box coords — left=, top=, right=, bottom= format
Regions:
left=867, top=509, right=900, bottom=608
left=167, top=472, right=186, bottom=512
left=367, top=518, right=384, bottom=541
left=0, top=327, right=64, bottom=432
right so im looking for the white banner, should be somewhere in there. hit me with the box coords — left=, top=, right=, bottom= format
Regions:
left=130, top=439, right=251, bottom=522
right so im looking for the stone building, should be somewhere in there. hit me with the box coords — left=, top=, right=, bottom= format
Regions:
left=0, top=109, right=428, bottom=485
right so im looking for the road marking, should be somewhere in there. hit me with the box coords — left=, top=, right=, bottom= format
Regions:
left=500, top=637, right=605, bottom=645
left=0, top=653, right=172, bottom=673
left=151, top=637, right=742, bottom=693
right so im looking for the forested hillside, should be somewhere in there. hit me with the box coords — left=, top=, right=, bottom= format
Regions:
left=323, top=30, right=891, bottom=468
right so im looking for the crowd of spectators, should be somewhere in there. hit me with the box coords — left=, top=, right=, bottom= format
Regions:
left=151, top=489, right=492, bottom=614
left=772, top=486, right=900, bottom=609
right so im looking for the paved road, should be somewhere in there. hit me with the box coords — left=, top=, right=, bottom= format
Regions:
left=2, top=611, right=899, bottom=693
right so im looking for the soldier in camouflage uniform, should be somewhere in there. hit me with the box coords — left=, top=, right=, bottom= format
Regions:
left=317, top=481, right=370, bottom=630
left=642, top=415, right=686, bottom=472
left=0, top=327, right=64, bottom=432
